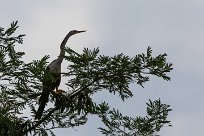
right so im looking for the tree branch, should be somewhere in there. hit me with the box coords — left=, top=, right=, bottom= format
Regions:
left=23, top=107, right=59, bottom=135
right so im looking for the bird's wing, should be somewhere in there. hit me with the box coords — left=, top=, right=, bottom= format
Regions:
left=36, top=58, right=62, bottom=119
left=36, top=67, right=57, bottom=119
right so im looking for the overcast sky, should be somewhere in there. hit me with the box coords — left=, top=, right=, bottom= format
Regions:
left=1, top=0, right=204, bottom=136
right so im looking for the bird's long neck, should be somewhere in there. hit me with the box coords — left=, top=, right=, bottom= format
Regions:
left=58, top=33, right=72, bottom=63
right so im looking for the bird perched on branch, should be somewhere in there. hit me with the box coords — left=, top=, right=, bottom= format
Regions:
left=35, top=30, right=86, bottom=119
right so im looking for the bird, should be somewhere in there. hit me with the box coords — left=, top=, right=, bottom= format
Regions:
left=35, top=30, right=86, bottom=119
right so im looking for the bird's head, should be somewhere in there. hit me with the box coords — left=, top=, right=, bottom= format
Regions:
left=69, top=30, right=86, bottom=36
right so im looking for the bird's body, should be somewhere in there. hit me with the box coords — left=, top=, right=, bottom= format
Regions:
left=35, top=30, right=85, bottom=119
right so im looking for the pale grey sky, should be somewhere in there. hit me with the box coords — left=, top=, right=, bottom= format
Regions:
left=1, top=0, right=204, bottom=136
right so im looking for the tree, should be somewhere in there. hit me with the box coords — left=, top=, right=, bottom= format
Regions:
left=0, top=22, right=173, bottom=136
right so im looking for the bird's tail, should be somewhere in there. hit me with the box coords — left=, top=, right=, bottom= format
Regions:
left=35, top=91, right=50, bottom=119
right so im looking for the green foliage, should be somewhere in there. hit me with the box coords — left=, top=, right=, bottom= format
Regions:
left=97, top=99, right=172, bottom=136
left=64, top=46, right=172, bottom=102
left=0, top=22, right=173, bottom=136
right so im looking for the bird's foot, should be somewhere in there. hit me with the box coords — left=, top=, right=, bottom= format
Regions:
left=55, top=88, right=65, bottom=95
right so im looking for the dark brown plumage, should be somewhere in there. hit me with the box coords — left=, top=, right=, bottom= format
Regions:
left=35, top=30, right=86, bottom=119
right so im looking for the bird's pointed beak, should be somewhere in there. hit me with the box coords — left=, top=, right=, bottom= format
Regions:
left=77, top=30, right=86, bottom=33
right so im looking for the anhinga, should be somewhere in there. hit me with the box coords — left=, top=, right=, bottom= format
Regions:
left=35, top=30, right=86, bottom=119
